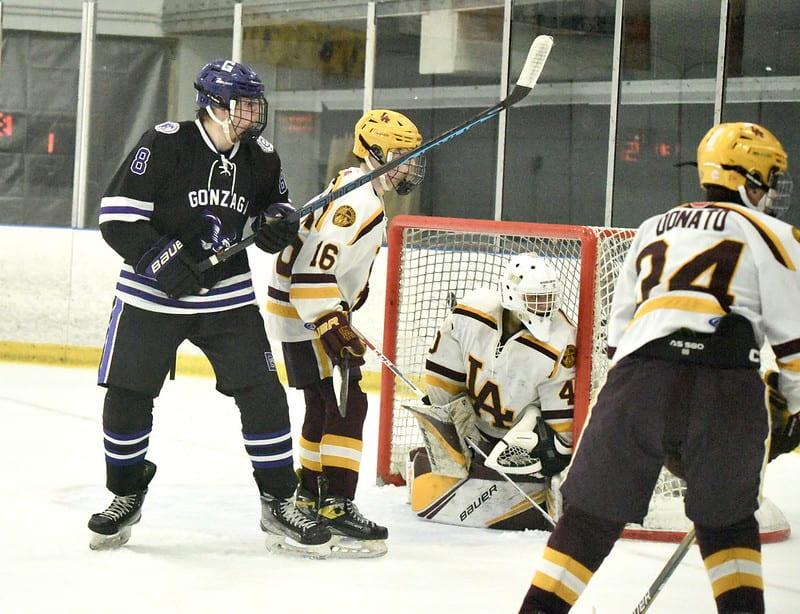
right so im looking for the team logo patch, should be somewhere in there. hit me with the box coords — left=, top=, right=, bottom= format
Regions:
left=264, top=352, right=276, bottom=371
left=155, top=121, right=180, bottom=134
left=256, top=136, right=274, bottom=153
left=792, top=226, right=800, bottom=243
left=561, top=344, right=577, bottom=368
left=333, top=205, right=356, bottom=227
left=279, top=168, right=287, bottom=194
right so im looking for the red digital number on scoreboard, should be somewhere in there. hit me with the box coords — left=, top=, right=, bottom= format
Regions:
left=0, top=112, right=14, bottom=137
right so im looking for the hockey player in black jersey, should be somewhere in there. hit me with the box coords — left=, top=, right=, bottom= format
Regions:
left=88, top=59, right=333, bottom=557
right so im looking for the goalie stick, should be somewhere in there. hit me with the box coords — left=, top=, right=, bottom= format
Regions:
left=197, top=34, right=554, bottom=273
left=348, top=325, right=556, bottom=527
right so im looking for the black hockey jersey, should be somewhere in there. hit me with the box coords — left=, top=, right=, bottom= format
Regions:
left=99, top=119, right=290, bottom=314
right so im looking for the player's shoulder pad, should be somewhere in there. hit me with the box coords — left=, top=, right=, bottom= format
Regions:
left=154, top=121, right=180, bottom=134
left=456, top=288, right=502, bottom=315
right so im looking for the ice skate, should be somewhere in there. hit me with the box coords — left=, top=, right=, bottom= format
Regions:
left=319, top=495, right=388, bottom=558
left=260, top=494, right=332, bottom=559
left=294, top=482, right=318, bottom=519
left=88, top=460, right=156, bottom=550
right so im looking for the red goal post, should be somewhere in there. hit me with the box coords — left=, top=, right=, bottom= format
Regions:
left=376, top=214, right=790, bottom=543
left=377, top=215, right=633, bottom=484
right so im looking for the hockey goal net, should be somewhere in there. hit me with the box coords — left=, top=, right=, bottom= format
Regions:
left=377, top=214, right=790, bottom=543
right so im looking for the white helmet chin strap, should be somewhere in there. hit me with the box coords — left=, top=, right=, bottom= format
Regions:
left=738, top=184, right=772, bottom=214
left=204, top=105, right=237, bottom=146
left=364, top=154, right=393, bottom=192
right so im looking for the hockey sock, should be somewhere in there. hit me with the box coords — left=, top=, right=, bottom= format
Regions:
left=103, top=387, right=154, bottom=495
left=320, top=379, right=368, bottom=500
left=519, top=505, right=624, bottom=614
left=235, top=384, right=296, bottom=499
left=299, top=383, right=326, bottom=494
left=696, top=515, right=763, bottom=614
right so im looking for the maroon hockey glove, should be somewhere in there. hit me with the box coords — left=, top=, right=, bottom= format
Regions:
left=135, top=236, right=202, bottom=299
left=765, top=370, right=800, bottom=460
left=313, top=311, right=366, bottom=367
left=254, top=203, right=300, bottom=254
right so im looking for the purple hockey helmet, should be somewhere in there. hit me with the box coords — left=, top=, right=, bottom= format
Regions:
left=194, top=59, right=268, bottom=139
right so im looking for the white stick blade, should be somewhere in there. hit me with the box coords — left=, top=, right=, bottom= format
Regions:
left=516, top=35, right=554, bottom=89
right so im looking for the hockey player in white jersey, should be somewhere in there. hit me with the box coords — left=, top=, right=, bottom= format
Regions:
left=406, top=254, right=576, bottom=530
left=520, top=123, right=800, bottom=614
left=266, top=109, right=425, bottom=556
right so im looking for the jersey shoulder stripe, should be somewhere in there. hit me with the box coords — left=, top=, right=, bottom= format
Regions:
left=452, top=305, right=497, bottom=330
left=425, top=358, right=467, bottom=382
left=348, top=208, right=385, bottom=245
left=515, top=334, right=559, bottom=361
left=703, top=203, right=795, bottom=270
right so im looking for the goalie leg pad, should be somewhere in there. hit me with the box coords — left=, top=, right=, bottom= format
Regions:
left=404, top=399, right=471, bottom=478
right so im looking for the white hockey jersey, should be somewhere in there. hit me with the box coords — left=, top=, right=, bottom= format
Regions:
left=425, top=289, right=577, bottom=441
left=266, top=166, right=385, bottom=341
left=608, top=201, right=800, bottom=414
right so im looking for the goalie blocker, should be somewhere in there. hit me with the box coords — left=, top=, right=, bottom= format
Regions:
left=404, top=397, right=560, bottom=531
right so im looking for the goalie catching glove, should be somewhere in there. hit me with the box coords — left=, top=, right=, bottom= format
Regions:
left=764, top=370, right=800, bottom=461
left=314, top=311, right=365, bottom=366
left=485, top=409, right=572, bottom=477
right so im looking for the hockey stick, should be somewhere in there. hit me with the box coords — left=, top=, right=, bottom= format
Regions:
left=350, top=325, right=426, bottom=398
left=349, top=324, right=556, bottom=527
left=337, top=354, right=350, bottom=418
left=631, top=527, right=696, bottom=613
left=198, top=35, right=554, bottom=273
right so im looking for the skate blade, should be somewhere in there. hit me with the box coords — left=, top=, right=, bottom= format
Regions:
left=329, top=536, right=387, bottom=559
left=263, top=534, right=333, bottom=559
left=89, top=527, right=132, bottom=551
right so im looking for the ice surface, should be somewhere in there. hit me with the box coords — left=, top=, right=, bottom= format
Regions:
left=1, top=362, right=797, bottom=613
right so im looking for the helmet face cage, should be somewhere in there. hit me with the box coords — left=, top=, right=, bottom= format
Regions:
left=500, top=255, right=562, bottom=340
left=385, top=149, right=426, bottom=195
left=194, top=60, right=268, bottom=139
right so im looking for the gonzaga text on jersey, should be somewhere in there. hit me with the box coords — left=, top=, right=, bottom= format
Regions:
left=188, top=189, right=249, bottom=213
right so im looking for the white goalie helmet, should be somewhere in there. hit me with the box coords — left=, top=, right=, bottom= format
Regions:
left=500, top=253, right=562, bottom=342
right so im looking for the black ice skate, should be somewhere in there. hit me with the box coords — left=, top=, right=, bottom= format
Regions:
left=88, top=460, right=156, bottom=551
left=318, top=495, right=388, bottom=558
left=260, top=494, right=332, bottom=558
left=294, top=482, right=318, bottom=519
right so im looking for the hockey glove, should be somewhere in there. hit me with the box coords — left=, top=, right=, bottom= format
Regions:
left=534, top=419, right=572, bottom=477
left=135, top=236, right=202, bottom=299
left=254, top=203, right=300, bottom=254
left=765, top=370, right=800, bottom=460
left=313, top=311, right=366, bottom=367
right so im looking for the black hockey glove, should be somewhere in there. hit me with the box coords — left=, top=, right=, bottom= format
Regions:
left=254, top=203, right=300, bottom=254
left=313, top=310, right=366, bottom=367
left=765, top=370, right=800, bottom=461
left=135, top=236, right=202, bottom=299
left=534, top=420, right=572, bottom=477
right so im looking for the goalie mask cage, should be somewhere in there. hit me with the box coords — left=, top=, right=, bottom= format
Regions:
left=377, top=214, right=790, bottom=543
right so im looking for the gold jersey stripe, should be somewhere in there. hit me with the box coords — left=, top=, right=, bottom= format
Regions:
left=266, top=300, right=301, bottom=319
left=632, top=294, right=725, bottom=323
left=290, top=286, right=341, bottom=300
left=711, top=202, right=795, bottom=270
left=777, top=358, right=800, bottom=372
left=424, top=373, right=466, bottom=395
left=312, top=338, right=333, bottom=379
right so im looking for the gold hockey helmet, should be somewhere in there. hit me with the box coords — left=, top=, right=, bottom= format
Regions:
left=697, top=122, right=791, bottom=216
left=353, top=109, right=426, bottom=195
